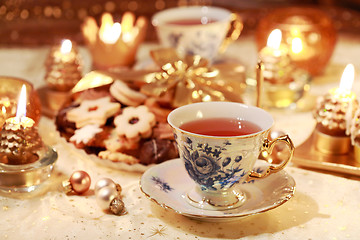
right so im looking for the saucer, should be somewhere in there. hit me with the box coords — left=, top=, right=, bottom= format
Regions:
left=140, top=158, right=295, bottom=222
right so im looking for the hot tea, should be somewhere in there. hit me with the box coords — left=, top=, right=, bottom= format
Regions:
left=166, top=18, right=217, bottom=26
left=179, top=117, right=262, bottom=137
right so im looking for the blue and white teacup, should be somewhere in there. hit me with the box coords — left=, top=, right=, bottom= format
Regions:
left=167, top=102, right=294, bottom=210
left=152, top=6, right=243, bottom=61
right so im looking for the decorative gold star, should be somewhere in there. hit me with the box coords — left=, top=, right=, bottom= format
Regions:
left=147, top=226, right=167, bottom=238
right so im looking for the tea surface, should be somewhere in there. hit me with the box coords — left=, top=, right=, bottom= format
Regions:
left=166, top=18, right=216, bottom=25
left=179, top=117, right=262, bottom=137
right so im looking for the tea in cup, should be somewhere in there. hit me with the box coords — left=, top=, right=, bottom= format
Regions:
left=152, top=6, right=243, bottom=61
left=167, top=101, right=294, bottom=210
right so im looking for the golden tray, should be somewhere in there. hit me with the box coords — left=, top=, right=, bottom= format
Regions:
left=292, top=132, right=360, bottom=177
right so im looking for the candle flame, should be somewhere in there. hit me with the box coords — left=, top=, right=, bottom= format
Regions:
left=16, top=84, right=27, bottom=118
left=267, top=29, right=282, bottom=49
left=291, top=37, right=303, bottom=54
left=99, top=13, right=121, bottom=44
left=2, top=106, right=5, bottom=114
left=339, top=64, right=355, bottom=91
left=60, top=39, right=72, bottom=54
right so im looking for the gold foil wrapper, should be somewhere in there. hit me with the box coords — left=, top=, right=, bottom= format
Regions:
left=141, top=48, right=245, bottom=108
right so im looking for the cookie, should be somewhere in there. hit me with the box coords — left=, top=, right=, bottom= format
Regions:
left=70, top=124, right=103, bottom=148
left=114, top=105, right=156, bottom=140
left=98, top=150, right=140, bottom=165
left=144, top=98, right=172, bottom=123
left=110, top=80, right=147, bottom=107
left=66, top=96, right=121, bottom=128
left=104, top=129, right=139, bottom=152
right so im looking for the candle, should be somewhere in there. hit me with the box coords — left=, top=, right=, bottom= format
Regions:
left=5, top=84, right=35, bottom=130
left=288, top=28, right=316, bottom=61
left=0, top=97, right=14, bottom=127
left=0, top=84, right=44, bottom=165
left=52, top=39, right=76, bottom=63
left=44, top=38, right=82, bottom=93
left=328, top=64, right=356, bottom=102
left=99, top=13, right=122, bottom=44
left=258, top=29, right=293, bottom=84
left=313, top=64, right=358, bottom=154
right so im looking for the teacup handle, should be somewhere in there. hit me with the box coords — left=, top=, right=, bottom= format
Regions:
left=248, top=135, right=295, bottom=179
left=219, top=13, right=243, bottom=53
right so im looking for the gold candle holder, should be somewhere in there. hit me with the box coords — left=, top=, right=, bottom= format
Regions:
left=81, top=12, right=148, bottom=71
left=256, top=7, right=337, bottom=76
left=0, top=77, right=41, bottom=127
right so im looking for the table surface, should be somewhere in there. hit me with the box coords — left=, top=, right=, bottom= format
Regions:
left=1, top=34, right=360, bottom=240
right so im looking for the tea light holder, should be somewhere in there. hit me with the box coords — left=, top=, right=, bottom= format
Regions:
left=256, top=7, right=337, bottom=76
left=351, top=108, right=360, bottom=162
left=39, top=39, right=82, bottom=118
left=313, top=64, right=358, bottom=154
left=0, top=146, right=57, bottom=193
left=0, top=85, right=57, bottom=193
left=81, top=12, right=147, bottom=71
left=0, top=76, right=41, bottom=127
left=249, top=29, right=310, bottom=109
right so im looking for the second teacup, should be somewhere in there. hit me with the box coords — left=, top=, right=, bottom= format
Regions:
left=152, top=6, right=242, bottom=61
left=167, top=101, right=294, bottom=210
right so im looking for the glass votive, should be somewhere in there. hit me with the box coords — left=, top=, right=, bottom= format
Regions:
left=0, top=146, right=58, bottom=193
left=0, top=77, right=41, bottom=127
left=256, top=7, right=337, bottom=76
left=246, top=68, right=311, bottom=109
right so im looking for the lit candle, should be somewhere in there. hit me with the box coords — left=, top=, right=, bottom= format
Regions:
left=289, top=29, right=316, bottom=61
left=0, top=84, right=45, bottom=165
left=0, top=97, right=13, bottom=127
left=260, top=29, right=287, bottom=58
left=313, top=64, right=358, bottom=154
left=53, top=39, right=76, bottom=63
left=329, top=64, right=356, bottom=102
left=259, top=29, right=293, bottom=84
left=99, top=13, right=122, bottom=44
left=5, top=84, right=35, bottom=130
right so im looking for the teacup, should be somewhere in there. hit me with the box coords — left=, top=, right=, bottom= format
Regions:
left=167, top=101, right=294, bottom=210
left=152, top=6, right=243, bottom=61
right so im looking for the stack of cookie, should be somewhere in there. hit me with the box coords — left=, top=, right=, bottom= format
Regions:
left=56, top=79, right=178, bottom=166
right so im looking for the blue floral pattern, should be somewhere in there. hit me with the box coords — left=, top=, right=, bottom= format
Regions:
left=178, top=135, right=247, bottom=191
left=151, top=176, right=174, bottom=193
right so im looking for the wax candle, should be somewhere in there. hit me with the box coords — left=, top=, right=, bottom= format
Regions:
left=52, top=39, right=77, bottom=63
left=5, top=85, right=35, bottom=129
left=289, top=28, right=316, bottom=61
left=44, top=38, right=82, bottom=92
left=313, top=64, right=358, bottom=154
left=0, top=85, right=44, bottom=165
left=99, top=13, right=122, bottom=44
left=258, top=29, right=293, bottom=84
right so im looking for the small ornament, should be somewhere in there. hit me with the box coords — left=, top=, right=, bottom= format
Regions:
left=95, top=178, right=126, bottom=215
left=63, top=170, right=91, bottom=194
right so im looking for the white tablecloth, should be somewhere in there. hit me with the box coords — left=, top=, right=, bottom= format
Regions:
left=1, top=35, right=360, bottom=240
